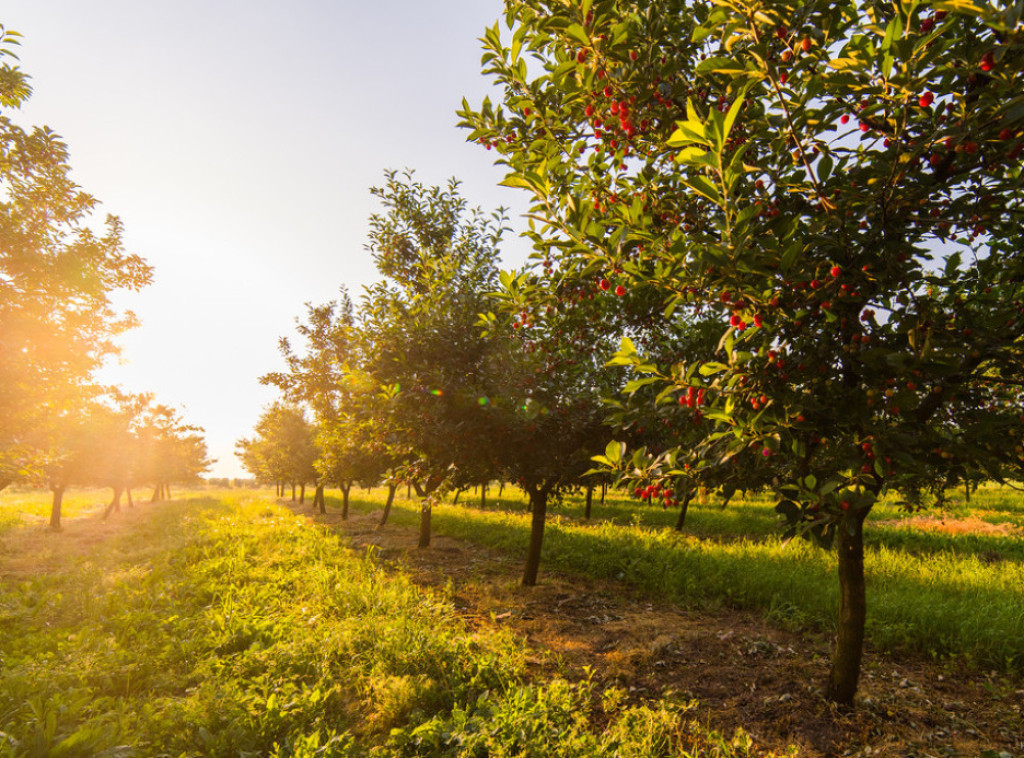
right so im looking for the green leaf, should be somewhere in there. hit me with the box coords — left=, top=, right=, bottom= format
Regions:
left=682, top=176, right=722, bottom=206
left=605, top=440, right=625, bottom=465
left=699, top=361, right=729, bottom=376
left=566, top=23, right=590, bottom=46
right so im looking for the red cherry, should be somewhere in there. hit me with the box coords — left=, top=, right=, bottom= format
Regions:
left=840, top=114, right=850, bottom=125
left=776, top=26, right=787, bottom=39
left=919, top=91, right=934, bottom=108
left=840, top=501, right=851, bottom=511
left=801, top=37, right=812, bottom=52
left=999, top=128, right=1014, bottom=141
left=603, top=85, right=614, bottom=98
left=615, top=284, right=626, bottom=296
left=585, top=104, right=595, bottom=118
left=629, top=50, right=638, bottom=62
left=599, top=278, right=611, bottom=291
left=830, top=265, right=842, bottom=278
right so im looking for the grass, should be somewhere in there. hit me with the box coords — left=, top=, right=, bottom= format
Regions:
left=0, top=489, right=776, bottom=757
left=338, top=484, right=1024, bottom=674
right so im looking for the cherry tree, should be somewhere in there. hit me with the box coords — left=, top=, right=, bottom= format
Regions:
left=461, top=0, right=1024, bottom=703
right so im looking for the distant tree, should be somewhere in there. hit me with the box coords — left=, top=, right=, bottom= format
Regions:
left=236, top=403, right=317, bottom=502
left=0, top=26, right=152, bottom=488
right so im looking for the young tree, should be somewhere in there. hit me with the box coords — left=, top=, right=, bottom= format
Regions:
left=461, top=0, right=1024, bottom=704
left=0, top=26, right=152, bottom=487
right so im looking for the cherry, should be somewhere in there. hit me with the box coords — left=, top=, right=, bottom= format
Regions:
left=615, top=284, right=626, bottom=296
left=919, top=91, right=934, bottom=108
left=577, top=49, right=588, bottom=63
left=801, top=37, right=812, bottom=52
left=830, top=265, right=842, bottom=278
left=599, top=278, right=611, bottom=291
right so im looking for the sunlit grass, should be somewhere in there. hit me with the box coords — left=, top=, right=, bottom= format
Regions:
left=0, top=490, right=773, bottom=757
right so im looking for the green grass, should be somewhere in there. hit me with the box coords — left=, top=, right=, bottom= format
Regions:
left=0, top=489, right=773, bottom=757
left=339, top=485, right=1024, bottom=674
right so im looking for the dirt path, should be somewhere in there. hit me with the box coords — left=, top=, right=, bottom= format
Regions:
left=300, top=505, right=1024, bottom=758
left=0, top=498, right=156, bottom=579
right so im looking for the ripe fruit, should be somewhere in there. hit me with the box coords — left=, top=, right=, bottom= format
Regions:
left=577, top=49, right=588, bottom=63
left=840, top=114, right=850, bottom=125
left=615, top=284, right=627, bottom=296
left=801, top=37, right=812, bottom=52
left=599, top=278, right=611, bottom=291
left=919, top=91, right=934, bottom=108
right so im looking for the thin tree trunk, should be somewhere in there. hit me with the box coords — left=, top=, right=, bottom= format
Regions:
left=126, top=488, right=134, bottom=508
left=165, top=482, right=172, bottom=500
left=407, top=484, right=412, bottom=499
left=378, top=483, right=397, bottom=527
left=453, top=487, right=464, bottom=504
left=499, top=481, right=505, bottom=497
left=290, top=483, right=296, bottom=501
left=50, top=486, right=65, bottom=530
left=299, top=483, right=306, bottom=504
left=522, top=485, right=549, bottom=587
left=151, top=484, right=160, bottom=502
left=418, top=499, right=432, bottom=548
left=828, top=510, right=869, bottom=706
left=601, top=482, right=607, bottom=504
left=480, top=484, right=486, bottom=509
left=341, top=482, right=351, bottom=520
left=584, top=486, right=594, bottom=519
left=675, top=489, right=694, bottom=531
left=103, top=487, right=123, bottom=520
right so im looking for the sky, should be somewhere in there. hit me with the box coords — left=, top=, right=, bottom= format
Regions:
left=4, top=1, right=532, bottom=477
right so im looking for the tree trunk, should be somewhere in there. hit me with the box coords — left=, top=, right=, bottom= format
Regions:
left=675, top=490, right=694, bottom=531
left=165, top=482, right=172, bottom=500
left=418, top=500, right=432, bottom=548
left=314, top=484, right=325, bottom=513
left=341, top=482, right=351, bottom=520
left=103, top=487, right=123, bottom=520
left=453, top=487, right=463, bottom=504
left=290, top=483, right=296, bottom=501
left=151, top=484, right=160, bottom=502
left=584, top=486, right=594, bottom=519
left=299, top=483, right=306, bottom=504
left=126, top=488, right=134, bottom=508
left=522, top=486, right=549, bottom=587
left=50, top=486, right=65, bottom=530
left=828, top=510, right=869, bottom=706
left=407, top=484, right=412, bottom=499
left=499, top=481, right=505, bottom=497
left=480, top=484, right=486, bottom=509
left=601, top=482, right=607, bottom=504
left=378, top=483, right=397, bottom=527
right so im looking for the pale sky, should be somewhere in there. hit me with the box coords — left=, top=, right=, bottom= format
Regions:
left=5, top=1, right=530, bottom=477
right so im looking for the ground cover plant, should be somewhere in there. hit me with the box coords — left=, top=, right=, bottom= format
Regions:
left=0, top=489, right=778, bottom=757
left=337, top=485, right=1024, bottom=675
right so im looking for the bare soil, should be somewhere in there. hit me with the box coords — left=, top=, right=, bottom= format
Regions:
left=305, top=506, right=1024, bottom=758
